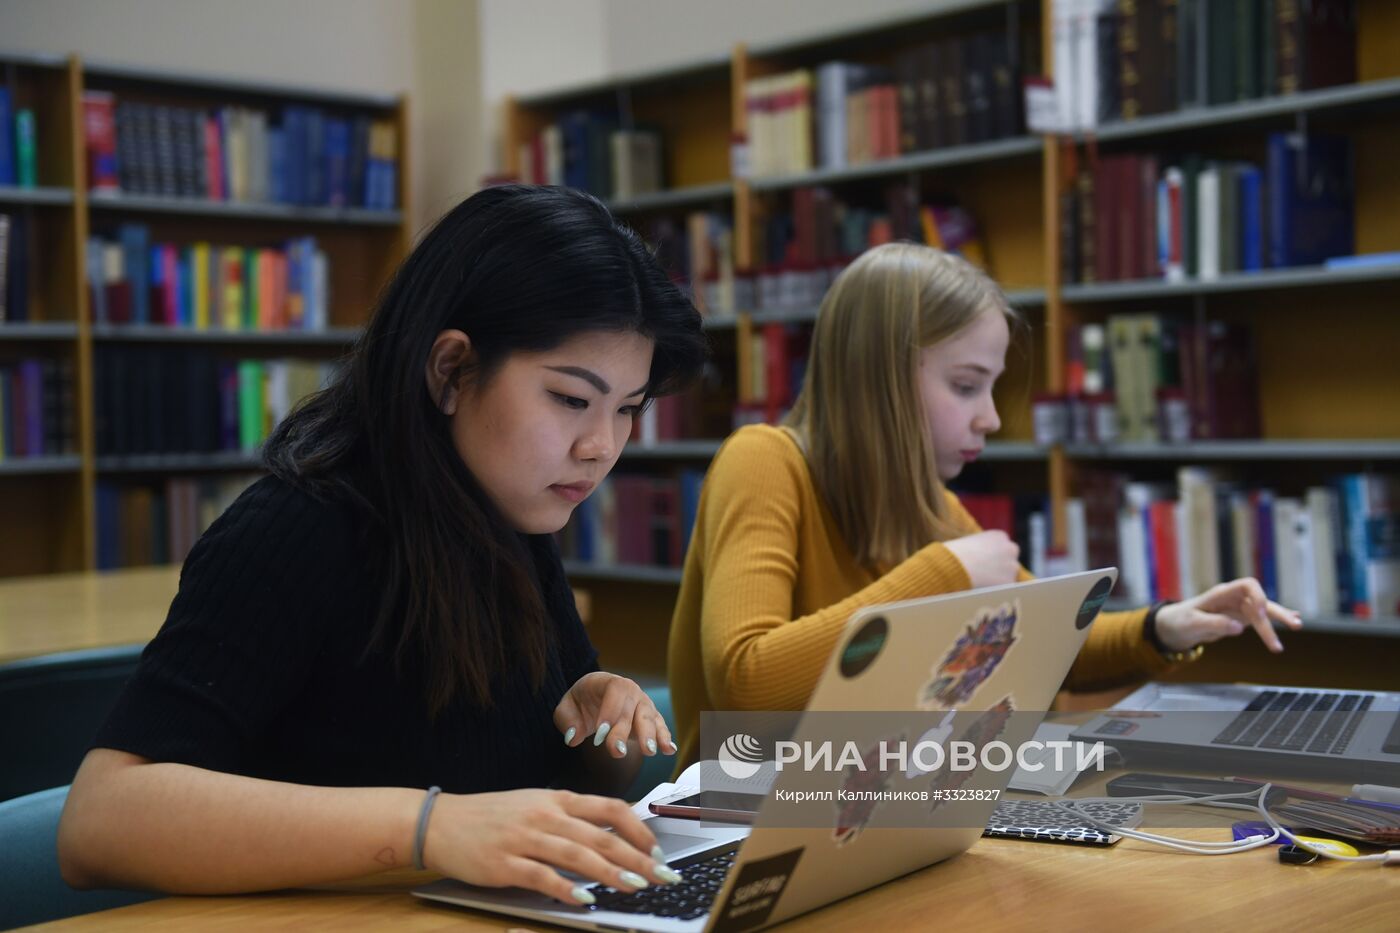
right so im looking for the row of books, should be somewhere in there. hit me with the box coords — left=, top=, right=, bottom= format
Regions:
left=82, top=94, right=399, bottom=210
left=557, top=471, right=706, bottom=569
left=747, top=29, right=1028, bottom=178
left=516, top=120, right=664, bottom=201
left=0, top=88, right=38, bottom=187
left=1067, top=314, right=1260, bottom=443
left=1075, top=467, right=1399, bottom=619
left=0, top=212, right=31, bottom=322
left=96, top=474, right=256, bottom=570
left=94, top=348, right=333, bottom=456
left=640, top=212, right=739, bottom=319
left=734, top=323, right=811, bottom=428
left=87, top=225, right=330, bottom=330
left=1051, top=0, right=1356, bottom=132
left=1062, top=133, right=1353, bottom=284
left=752, top=184, right=987, bottom=314
left=0, top=356, right=76, bottom=459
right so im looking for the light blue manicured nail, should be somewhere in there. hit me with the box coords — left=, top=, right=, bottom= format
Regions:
left=563, top=726, right=577, bottom=745
left=654, top=864, right=683, bottom=884
left=651, top=845, right=666, bottom=861
left=646, top=738, right=658, bottom=755
left=615, top=739, right=628, bottom=756
left=620, top=870, right=648, bottom=889
left=593, top=722, right=612, bottom=747
left=571, top=885, right=596, bottom=905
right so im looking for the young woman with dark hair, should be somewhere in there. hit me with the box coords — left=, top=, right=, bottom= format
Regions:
left=58, top=185, right=708, bottom=906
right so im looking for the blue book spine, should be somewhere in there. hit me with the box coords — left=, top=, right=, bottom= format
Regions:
left=324, top=119, right=349, bottom=207
left=1255, top=491, right=1278, bottom=601
left=179, top=246, right=193, bottom=326
left=1141, top=508, right=1157, bottom=603
left=282, top=107, right=305, bottom=205
left=267, top=127, right=286, bottom=204
left=680, top=469, right=704, bottom=557
left=306, top=108, right=326, bottom=205
left=96, top=482, right=121, bottom=569
left=148, top=244, right=164, bottom=324
left=120, top=224, right=150, bottom=324
left=574, top=497, right=595, bottom=563
left=1238, top=165, right=1263, bottom=271
left=0, top=88, right=15, bottom=185
left=1339, top=474, right=1370, bottom=613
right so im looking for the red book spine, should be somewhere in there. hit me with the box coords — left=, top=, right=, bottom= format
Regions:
left=1149, top=500, right=1181, bottom=601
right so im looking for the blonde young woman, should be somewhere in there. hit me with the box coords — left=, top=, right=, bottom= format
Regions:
left=668, top=243, right=1301, bottom=767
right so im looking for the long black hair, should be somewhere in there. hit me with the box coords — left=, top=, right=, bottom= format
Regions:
left=265, top=185, right=707, bottom=712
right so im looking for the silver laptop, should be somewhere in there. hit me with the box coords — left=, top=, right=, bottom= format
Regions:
left=1070, top=681, right=1400, bottom=783
left=415, top=569, right=1118, bottom=932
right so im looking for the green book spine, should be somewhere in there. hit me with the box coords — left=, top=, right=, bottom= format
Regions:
left=243, top=247, right=258, bottom=330
left=237, top=360, right=264, bottom=451
left=15, top=110, right=36, bottom=187
left=1234, top=0, right=1262, bottom=101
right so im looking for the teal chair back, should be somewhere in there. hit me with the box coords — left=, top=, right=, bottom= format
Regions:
left=627, top=682, right=674, bottom=802
left=0, top=785, right=161, bottom=929
left=0, top=644, right=144, bottom=802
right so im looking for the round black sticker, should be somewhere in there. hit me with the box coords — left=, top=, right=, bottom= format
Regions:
left=840, top=616, right=888, bottom=678
left=1075, top=576, right=1114, bottom=629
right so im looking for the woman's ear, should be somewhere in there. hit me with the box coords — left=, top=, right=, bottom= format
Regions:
left=425, top=329, right=473, bottom=415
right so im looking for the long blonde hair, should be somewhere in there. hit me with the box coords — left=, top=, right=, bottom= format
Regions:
left=785, top=243, right=1017, bottom=567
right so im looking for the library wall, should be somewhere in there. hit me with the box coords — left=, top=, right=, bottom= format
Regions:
left=0, top=0, right=484, bottom=233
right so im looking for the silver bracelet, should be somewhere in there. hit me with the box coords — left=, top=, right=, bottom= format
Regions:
left=412, top=786, right=443, bottom=871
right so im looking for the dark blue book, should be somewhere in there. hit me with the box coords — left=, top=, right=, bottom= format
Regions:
left=305, top=108, right=326, bottom=205
left=558, top=111, right=592, bottom=193
left=96, top=482, right=121, bottom=570
left=0, top=87, right=15, bottom=185
left=1238, top=164, right=1264, bottom=271
left=348, top=116, right=370, bottom=209
left=281, top=106, right=305, bottom=205
left=5, top=211, right=30, bottom=322
left=324, top=119, right=350, bottom=207
left=1266, top=132, right=1354, bottom=268
left=266, top=126, right=286, bottom=204
left=119, top=224, right=150, bottom=324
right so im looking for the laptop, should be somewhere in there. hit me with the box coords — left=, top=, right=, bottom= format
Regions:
left=1070, top=681, right=1400, bottom=783
left=414, top=569, right=1118, bottom=932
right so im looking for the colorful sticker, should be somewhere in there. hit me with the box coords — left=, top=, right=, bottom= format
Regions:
left=918, top=601, right=1019, bottom=710
left=831, top=733, right=902, bottom=847
left=927, top=697, right=1015, bottom=813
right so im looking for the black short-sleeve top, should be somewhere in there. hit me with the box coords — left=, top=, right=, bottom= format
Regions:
left=94, top=474, right=599, bottom=793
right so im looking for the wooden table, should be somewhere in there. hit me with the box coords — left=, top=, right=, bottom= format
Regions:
left=0, top=566, right=179, bottom=663
left=26, top=788, right=1400, bottom=932
left=0, top=566, right=592, bottom=664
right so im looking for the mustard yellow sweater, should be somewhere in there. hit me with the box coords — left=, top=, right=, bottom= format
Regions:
left=667, top=424, right=1176, bottom=769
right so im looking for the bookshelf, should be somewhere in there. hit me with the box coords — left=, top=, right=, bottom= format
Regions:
left=497, top=0, right=1400, bottom=673
left=0, top=53, right=410, bottom=577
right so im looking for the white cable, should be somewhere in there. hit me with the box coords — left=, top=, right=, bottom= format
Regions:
left=1050, top=786, right=1398, bottom=864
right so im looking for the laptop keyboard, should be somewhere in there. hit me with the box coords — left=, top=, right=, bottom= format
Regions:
left=1211, top=690, right=1377, bottom=755
left=587, top=844, right=739, bottom=921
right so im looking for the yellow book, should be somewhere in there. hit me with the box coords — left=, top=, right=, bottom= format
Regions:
left=221, top=247, right=244, bottom=330
left=192, top=242, right=210, bottom=329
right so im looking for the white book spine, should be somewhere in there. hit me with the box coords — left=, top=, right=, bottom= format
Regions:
left=1273, top=498, right=1302, bottom=611
left=1066, top=497, right=1089, bottom=573
left=1197, top=165, right=1221, bottom=280
left=1306, top=486, right=1341, bottom=615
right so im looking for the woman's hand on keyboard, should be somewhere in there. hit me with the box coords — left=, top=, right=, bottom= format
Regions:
left=422, top=788, right=679, bottom=904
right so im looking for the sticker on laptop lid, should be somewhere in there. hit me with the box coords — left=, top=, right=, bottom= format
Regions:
left=1075, top=576, right=1115, bottom=629
left=709, top=846, right=806, bottom=933
left=832, top=734, right=902, bottom=847
left=927, top=697, right=1015, bottom=813
left=839, top=615, right=888, bottom=678
left=917, top=601, right=1019, bottom=710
